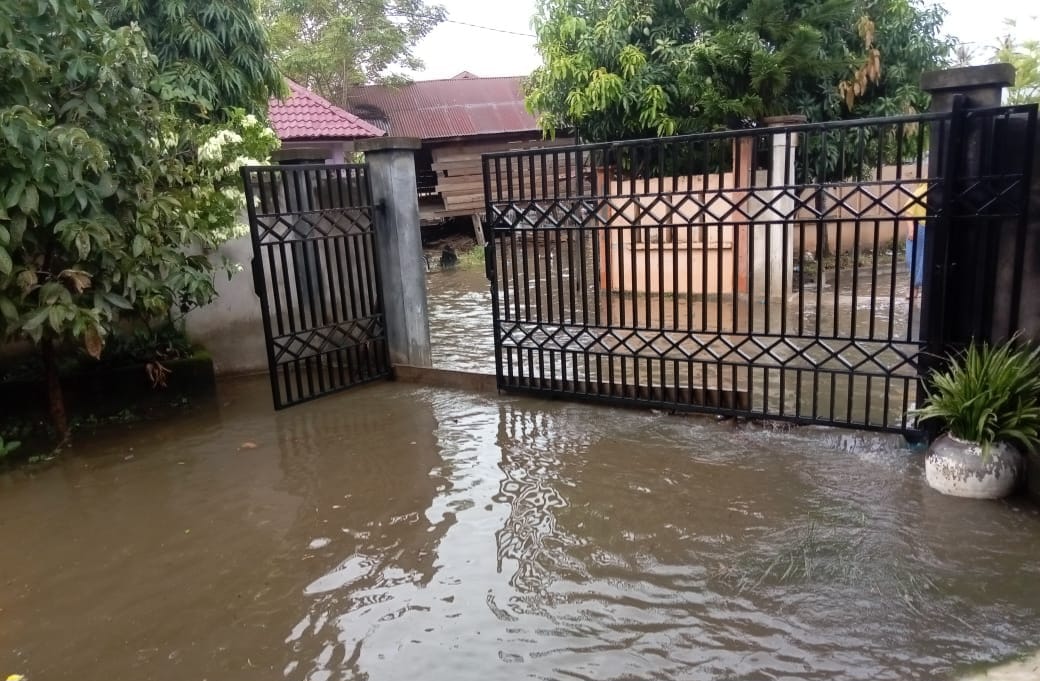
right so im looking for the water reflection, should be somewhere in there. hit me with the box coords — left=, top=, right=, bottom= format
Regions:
left=274, top=389, right=450, bottom=681
left=493, top=405, right=587, bottom=595
left=1, top=378, right=1039, bottom=681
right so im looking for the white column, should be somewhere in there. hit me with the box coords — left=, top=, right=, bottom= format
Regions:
left=762, top=116, right=804, bottom=306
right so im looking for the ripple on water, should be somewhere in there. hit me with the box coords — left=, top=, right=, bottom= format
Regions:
left=3, top=379, right=1040, bottom=681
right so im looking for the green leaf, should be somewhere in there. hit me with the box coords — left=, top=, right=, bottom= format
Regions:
left=9, top=215, right=26, bottom=244
left=18, top=185, right=38, bottom=214
left=47, top=305, right=65, bottom=332
left=4, top=176, right=26, bottom=209
left=103, top=291, right=133, bottom=310
left=0, top=297, right=17, bottom=321
left=0, top=224, right=8, bottom=246
left=0, top=248, right=11, bottom=276
left=22, top=307, right=49, bottom=332
left=75, top=232, right=91, bottom=259
left=132, top=235, right=148, bottom=257
left=96, top=173, right=117, bottom=198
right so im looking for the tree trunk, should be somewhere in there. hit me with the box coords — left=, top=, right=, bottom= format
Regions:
left=41, top=338, right=70, bottom=444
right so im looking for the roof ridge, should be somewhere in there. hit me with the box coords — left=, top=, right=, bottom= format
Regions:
left=350, top=74, right=527, bottom=89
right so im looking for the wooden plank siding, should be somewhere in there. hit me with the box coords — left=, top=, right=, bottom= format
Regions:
left=424, top=137, right=575, bottom=219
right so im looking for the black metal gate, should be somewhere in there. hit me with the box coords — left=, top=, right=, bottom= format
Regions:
left=242, top=164, right=390, bottom=409
left=483, top=105, right=1036, bottom=434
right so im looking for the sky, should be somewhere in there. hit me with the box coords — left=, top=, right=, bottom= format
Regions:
left=406, top=0, right=1035, bottom=81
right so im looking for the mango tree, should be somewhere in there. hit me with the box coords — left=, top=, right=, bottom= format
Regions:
left=525, top=0, right=953, bottom=141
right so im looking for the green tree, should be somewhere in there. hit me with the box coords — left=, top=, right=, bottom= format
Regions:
left=0, top=0, right=277, bottom=442
left=526, top=0, right=952, bottom=142
left=104, top=0, right=285, bottom=115
left=992, top=19, right=1040, bottom=105
left=260, top=0, right=447, bottom=105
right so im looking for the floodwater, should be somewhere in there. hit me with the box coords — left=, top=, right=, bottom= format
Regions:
left=3, top=376, right=1040, bottom=680
left=427, top=265, right=496, bottom=373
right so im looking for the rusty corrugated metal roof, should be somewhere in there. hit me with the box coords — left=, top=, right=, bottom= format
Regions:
left=344, top=75, right=539, bottom=141
left=269, top=80, right=386, bottom=142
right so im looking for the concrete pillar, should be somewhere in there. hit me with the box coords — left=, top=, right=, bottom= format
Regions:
left=752, top=117, right=804, bottom=322
left=356, top=137, right=432, bottom=367
left=921, top=63, right=1013, bottom=112
left=920, top=65, right=1017, bottom=351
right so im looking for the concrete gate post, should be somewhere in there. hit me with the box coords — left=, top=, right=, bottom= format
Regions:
left=919, top=65, right=1021, bottom=351
left=356, top=137, right=432, bottom=368
left=763, top=116, right=804, bottom=306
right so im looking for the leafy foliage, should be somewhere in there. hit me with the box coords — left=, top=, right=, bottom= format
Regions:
left=0, top=436, right=21, bottom=458
left=104, top=0, right=286, bottom=116
left=260, top=0, right=446, bottom=104
left=915, top=339, right=1040, bottom=454
left=526, top=0, right=953, bottom=142
left=99, top=321, right=194, bottom=366
left=0, top=0, right=278, bottom=440
left=991, top=19, right=1040, bottom=105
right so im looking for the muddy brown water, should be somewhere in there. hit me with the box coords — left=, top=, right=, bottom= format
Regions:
left=3, top=376, right=1040, bottom=681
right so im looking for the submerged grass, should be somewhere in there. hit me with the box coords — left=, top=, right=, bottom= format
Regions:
left=712, top=512, right=939, bottom=612
left=457, top=245, right=486, bottom=271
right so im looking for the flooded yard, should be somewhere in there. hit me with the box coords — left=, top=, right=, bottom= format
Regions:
left=3, top=376, right=1040, bottom=680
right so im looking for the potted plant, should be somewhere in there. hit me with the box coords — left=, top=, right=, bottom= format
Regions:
left=914, top=338, right=1040, bottom=499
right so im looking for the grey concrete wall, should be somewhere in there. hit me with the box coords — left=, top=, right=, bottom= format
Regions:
left=185, top=234, right=269, bottom=375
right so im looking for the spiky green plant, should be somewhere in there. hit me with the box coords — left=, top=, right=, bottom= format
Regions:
left=915, top=338, right=1040, bottom=454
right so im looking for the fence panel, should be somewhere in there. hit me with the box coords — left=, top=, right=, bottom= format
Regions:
left=242, top=164, right=390, bottom=409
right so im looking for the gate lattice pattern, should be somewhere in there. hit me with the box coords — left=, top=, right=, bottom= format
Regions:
left=243, top=164, right=390, bottom=408
left=483, top=109, right=1027, bottom=433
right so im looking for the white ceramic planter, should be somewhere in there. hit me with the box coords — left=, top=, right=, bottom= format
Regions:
left=925, top=434, right=1024, bottom=499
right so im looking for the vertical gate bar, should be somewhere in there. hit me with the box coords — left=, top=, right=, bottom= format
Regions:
left=716, top=217, right=724, bottom=334
left=330, top=228, right=352, bottom=325
left=972, top=112, right=997, bottom=338
left=867, top=218, right=879, bottom=343
left=798, top=218, right=806, bottom=339
left=628, top=198, right=638, bottom=330
left=295, top=170, right=320, bottom=339
left=243, top=167, right=284, bottom=409
left=351, top=223, right=371, bottom=344
left=489, top=156, right=507, bottom=385
left=253, top=172, right=279, bottom=339
left=923, top=100, right=966, bottom=379
left=882, top=371, right=892, bottom=430
left=900, top=374, right=911, bottom=431
left=606, top=205, right=615, bottom=328
left=319, top=230, right=342, bottom=387
left=277, top=240, right=296, bottom=337
left=361, top=166, right=387, bottom=376
left=309, top=168, right=330, bottom=327
left=541, top=151, right=548, bottom=202
left=781, top=130, right=792, bottom=339
left=323, top=166, right=345, bottom=322
left=578, top=177, right=590, bottom=333
left=510, top=213, right=522, bottom=324
left=559, top=152, right=569, bottom=325
left=828, top=372, right=837, bottom=423
left=1009, top=106, right=1038, bottom=334
left=815, top=130, right=826, bottom=341
left=272, top=170, right=300, bottom=338
left=833, top=218, right=843, bottom=339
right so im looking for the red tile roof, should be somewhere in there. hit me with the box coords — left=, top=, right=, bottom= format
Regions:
left=344, top=75, right=539, bottom=141
left=269, top=80, right=386, bottom=142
